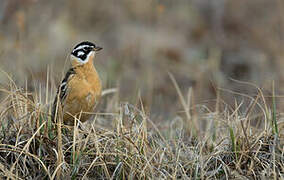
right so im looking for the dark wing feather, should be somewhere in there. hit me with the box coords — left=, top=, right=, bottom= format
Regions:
left=51, top=68, right=76, bottom=122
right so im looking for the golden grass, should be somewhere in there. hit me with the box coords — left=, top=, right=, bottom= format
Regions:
left=0, top=72, right=283, bottom=179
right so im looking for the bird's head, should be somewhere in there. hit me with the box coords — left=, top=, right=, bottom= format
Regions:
left=70, top=41, right=102, bottom=66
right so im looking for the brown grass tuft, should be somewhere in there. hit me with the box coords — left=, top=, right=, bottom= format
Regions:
left=0, top=74, right=283, bottom=179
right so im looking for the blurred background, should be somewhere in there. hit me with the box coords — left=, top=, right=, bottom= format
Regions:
left=1, top=0, right=284, bottom=120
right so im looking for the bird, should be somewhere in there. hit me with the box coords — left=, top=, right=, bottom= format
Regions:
left=51, top=41, right=103, bottom=125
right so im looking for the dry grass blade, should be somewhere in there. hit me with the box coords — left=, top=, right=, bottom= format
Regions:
left=51, top=162, right=65, bottom=180
left=0, top=145, right=51, bottom=179
left=168, top=72, right=191, bottom=120
left=0, top=71, right=283, bottom=179
left=168, top=72, right=198, bottom=135
left=9, top=122, right=46, bottom=175
left=102, top=88, right=117, bottom=97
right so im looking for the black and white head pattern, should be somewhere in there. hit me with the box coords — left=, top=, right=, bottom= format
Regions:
left=71, top=41, right=97, bottom=63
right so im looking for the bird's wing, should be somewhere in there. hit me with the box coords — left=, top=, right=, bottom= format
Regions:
left=58, top=68, right=76, bottom=102
left=51, top=68, right=76, bottom=121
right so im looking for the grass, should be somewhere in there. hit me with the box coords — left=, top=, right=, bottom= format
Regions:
left=1, top=1, right=284, bottom=179
left=0, top=72, right=283, bottom=179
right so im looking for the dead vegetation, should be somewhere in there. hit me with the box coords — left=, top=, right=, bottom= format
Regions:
left=0, top=74, right=283, bottom=179
left=0, top=0, right=284, bottom=179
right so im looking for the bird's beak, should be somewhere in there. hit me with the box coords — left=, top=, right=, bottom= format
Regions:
left=93, top=46, right=103, bottom=51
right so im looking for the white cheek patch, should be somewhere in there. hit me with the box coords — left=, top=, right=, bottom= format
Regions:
left=71, top=51, right=95, bottom=64
left=82, top=51, right=94, bottom=63
left=77, top=51, right=84, bottom=56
